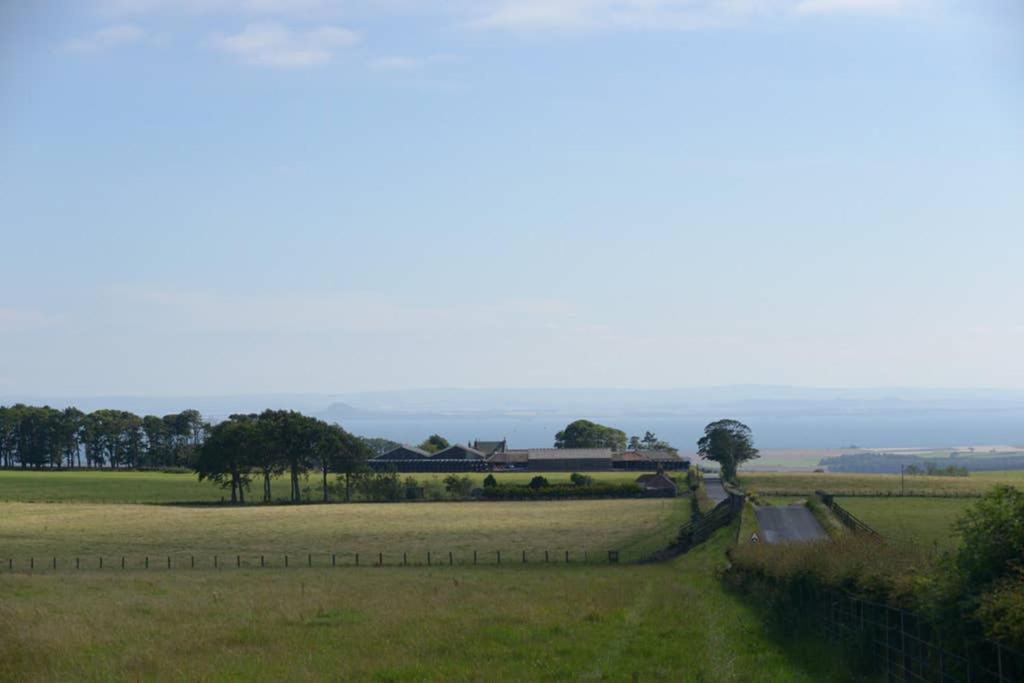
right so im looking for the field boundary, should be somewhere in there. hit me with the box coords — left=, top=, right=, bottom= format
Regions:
left=755, top=489, right=984, bottom=499
left=815, top=491, right=880, bottom=536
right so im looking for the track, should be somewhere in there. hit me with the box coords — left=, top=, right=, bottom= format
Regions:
left=754, top=504, right=827, bottom=544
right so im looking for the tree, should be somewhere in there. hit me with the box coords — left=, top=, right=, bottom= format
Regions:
left=312, top=422, right=369, bottom=502
left=954, top=485, right=1024, bottom=588
left=483, top=473, right=497, bottom=488
left=259, top=409, right=319, bottom=503
left=195, top=418, right=254, bottom=503
left=529, top=475, right=549, bottom=489
left=418, top=434, right=449, bottom=454
left=696, top=419, right=759, bottom=483
left=554, top=420, right=626, bottom=451
left=628, top=430, right=676, bottom=453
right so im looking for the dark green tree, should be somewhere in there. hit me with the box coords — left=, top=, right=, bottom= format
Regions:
left=312, top=422, right=369, bottom=502
left=554, top=419, right=626, bottom=451
left=195, top=418, right=254, bottom=503
left=696, top=419, right=759, bottom=483
left=418, top=434, right=450, bottom=454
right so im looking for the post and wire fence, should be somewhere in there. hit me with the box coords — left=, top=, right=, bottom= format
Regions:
left=808, top=585, right=1024, bottom=683
left=0, top=548, right=662, bottom=572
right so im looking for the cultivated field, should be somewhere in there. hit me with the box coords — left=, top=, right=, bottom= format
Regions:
left=741, top=470, right=1023, bottom=496
left=0, top=530, right=866, bottom=682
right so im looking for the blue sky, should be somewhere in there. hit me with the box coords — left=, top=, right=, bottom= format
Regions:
left=0, top=0, right=1022, bottom=395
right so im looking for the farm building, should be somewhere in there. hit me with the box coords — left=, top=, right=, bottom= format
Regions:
left=486, top=448, right=529, bottom=469
left=471, top=439, right=507, bottom=457
left=369, top=444, right=487, bottom=472
left=374, top=445, right=431, bottom=461
left=613, top=450, right=689, bottom=471
left=434, top=444, right=486, bottom=460
left=513, top=448, right=614, bottom=471
left=635, top=472, right=679, bottom=496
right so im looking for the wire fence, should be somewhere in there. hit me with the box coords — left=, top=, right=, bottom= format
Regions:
left=0, top=548, right=665, bottom=572
left=816, top=491, right=881, bottom=536
left=808, top=586, right=1024, bottom=683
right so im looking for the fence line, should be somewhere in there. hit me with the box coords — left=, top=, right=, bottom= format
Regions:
left=0, top=548, right=662, bottom=572
left=815, top=491, right=880, bottom=536
left=804, top=585, right=1024, bottom=683
left=756, top=489, right=985, bottom=499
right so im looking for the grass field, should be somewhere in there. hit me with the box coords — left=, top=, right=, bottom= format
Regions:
left=0, top=498, right=686, bottom=562
left=0, top=529, right=870, bottom=682
left=0, top=470, right=653, bottom=504
left=835, top=497, right=974, bottom=551
left=741, top=470, right=1024, bottom=496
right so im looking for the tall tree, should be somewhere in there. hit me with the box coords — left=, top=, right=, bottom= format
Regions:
left=313, top=422, right=370, bottom=502
left=554, top=419, right=626, bottom=451
left=195, top=418, right=253, bottom=503
left=696, top=419, right=759, bottom=483
left=259, top=410, right=317, bottom=503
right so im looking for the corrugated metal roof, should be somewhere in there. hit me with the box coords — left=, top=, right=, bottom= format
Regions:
left=524, top=448, right=613, bottom=460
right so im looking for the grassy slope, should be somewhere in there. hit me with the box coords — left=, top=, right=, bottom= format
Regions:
left=836, top=497, right=974, bottom=551
left=741, top=470, right=1024, bottom=496
left=0, top=529, right=867, bottom=682
left=0, top=470, right=655, bottom=504
left=0, top=498, right=684, bottom=561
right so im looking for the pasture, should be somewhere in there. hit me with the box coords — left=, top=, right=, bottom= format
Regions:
left=0, top=498, right=686, bottom=562
left=835, top=497, right=973, bottom=551
left=0, top=470, right=651, bottom=504
left=0, top=530, right=866, bottom=683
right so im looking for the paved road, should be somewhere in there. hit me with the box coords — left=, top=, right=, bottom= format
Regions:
left=754, top=505, right=828, bottom=544
left=703, top=477, right=729, bottom=505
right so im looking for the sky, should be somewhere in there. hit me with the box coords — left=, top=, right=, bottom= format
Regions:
left=0, top=0, right=1022, bottom=396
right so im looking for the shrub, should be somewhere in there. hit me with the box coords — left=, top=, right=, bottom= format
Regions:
left=443, top=475, right=473, bottom=498
left=483, top=474, right=497, bottom=488
left=954, top=485, right=1024, bottom=587
left=480, top=483, right=643, bottom=500
left=529, top=475, right=549, bottom=490
left=570, top=472, right=594, bottom=487
left=976, top=569, right=1024, bottom=649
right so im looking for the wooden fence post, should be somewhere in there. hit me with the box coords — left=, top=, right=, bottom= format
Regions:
left=308, top=554, right=312, bottom=567
left=332, top=554, right=336, bottom=567
left=497, top=550, right=501, bottom=565
left=522, top=550, right=526, bottom=564
left=449, top=551, right=453, bottom=566
left=378, top=552, right=382, bottom=566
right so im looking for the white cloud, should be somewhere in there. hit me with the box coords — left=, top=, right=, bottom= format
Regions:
left=211, top=21, right=357, bottom=67
left=64, top=24, right=148, bottom=52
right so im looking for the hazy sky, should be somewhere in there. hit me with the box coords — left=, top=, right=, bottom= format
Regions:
left=1, top=0, right=1022, bottom=396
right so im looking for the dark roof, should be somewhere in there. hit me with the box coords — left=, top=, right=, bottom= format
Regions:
left=374, top=445, right=431, bottom=460
left=472, top=440, right=506, bottom=456
left=434, top=444, right=486, bottom=460
left=635, top=473, right=678, bottom=491
left=615, top=449, right=685, bottom=462
left=524, top=448, right=613, bottom=461
left=488, top=449, right=529, bottom=464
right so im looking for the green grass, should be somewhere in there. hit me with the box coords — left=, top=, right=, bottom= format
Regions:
left=0, top=498, right=686, bottom=562
left=835, top=497, right=974, bottom=551
left=741, top=470, right=1024, bottom=497
left=0, top=528, right=870, bottom=682
left=0, top=470, right=658, bottom=504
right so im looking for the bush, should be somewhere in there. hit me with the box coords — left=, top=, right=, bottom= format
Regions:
left=480, top=482, right=643, bottom=500
left=954, top=485, right=1024, bottom=587
left=528, top=476, right=549, bottom=490
left=976, top=569, right=1024, bottom=649
left=443, top=475, right=473, bottom=498
left=483, top=474, right=497, bottom=488
left=569, top=472, right=594, bottom=487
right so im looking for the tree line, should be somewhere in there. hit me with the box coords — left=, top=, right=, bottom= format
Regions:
left=0, top=404, right=205, bottom=469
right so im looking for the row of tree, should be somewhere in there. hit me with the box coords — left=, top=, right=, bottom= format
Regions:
left=0, top=404, right=205, bottom=469
left=194, top=410, right=369, bottom=504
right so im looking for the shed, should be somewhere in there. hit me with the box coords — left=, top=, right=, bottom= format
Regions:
left=524, top=448, right=613, bottom=471
left=635, top=472, right=679, bottom=496
left=374, top=445, right=431, bottom=461
left=434, top=444, right=486, bottom=460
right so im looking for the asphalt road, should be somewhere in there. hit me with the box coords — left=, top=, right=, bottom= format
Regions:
left=703, top=477, right=728, bottom=505
left=754, top=505, right=828, bottom=544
